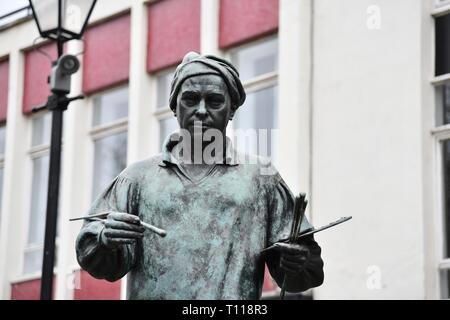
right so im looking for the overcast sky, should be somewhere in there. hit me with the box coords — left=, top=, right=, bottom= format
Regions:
left=0, top=0, right=29, bottom=17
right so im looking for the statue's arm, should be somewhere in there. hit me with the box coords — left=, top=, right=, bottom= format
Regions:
left=76, top=220, right=137, bottom=282
left=75, top=175, right=141, bottom=282
left=264, top=171, right=324, bottom=293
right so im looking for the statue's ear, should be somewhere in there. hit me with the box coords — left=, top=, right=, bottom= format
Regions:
left=229, top=109, right=236, bottom=120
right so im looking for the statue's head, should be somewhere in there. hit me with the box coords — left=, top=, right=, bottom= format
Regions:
left=169, top=52, right=246, bottom=137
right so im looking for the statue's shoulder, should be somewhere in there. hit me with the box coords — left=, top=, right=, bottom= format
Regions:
left=118, top=154, right=164, bottom=182
left=234, top=152, right=281, bottom=181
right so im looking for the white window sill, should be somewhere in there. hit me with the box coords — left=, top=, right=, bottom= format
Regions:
left=439, top=259, right=450, bottom=270
left=431, top=74, right=450, bottom=86
left=432, top=3, right=450, bottom=17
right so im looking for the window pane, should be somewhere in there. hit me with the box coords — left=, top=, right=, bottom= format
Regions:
left=0, top=125, right=6, bottom=155
left=92, top=132, right=128, bottom=199
left=436, top=13, right=450, bottom=76
left=92, top=86, right=129, bottom=126
left=23, top=246, right=59, bottom=275
left=31, top=112, right=52, bottom=147
left=27, top=155, right=49, bottom=245
left=23, top=248, right=43, bottom=275
left=231, top=37, right=278, bottom=82
left=436, top=83, right=450, bottom=126
left=443, top=140, right=450, bottom=258
left=232, top=86, right=278, bottom=159
left=159, top=117, right=178, bottom=148
left=157, top=70, right=175, bottom=109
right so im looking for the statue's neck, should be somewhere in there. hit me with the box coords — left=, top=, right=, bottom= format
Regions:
left=171, top=135, right=227, bottom=165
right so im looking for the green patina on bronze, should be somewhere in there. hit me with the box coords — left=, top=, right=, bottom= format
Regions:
left=75, top=52, right=324, bottom=300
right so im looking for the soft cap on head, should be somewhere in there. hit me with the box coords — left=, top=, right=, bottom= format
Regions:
left=169, top=52, right=246, bottom=112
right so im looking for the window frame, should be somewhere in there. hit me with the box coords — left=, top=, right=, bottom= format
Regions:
left=89, top=85, right=129, bottom=140
left=0, top=122, right=5, bottom=163
left=22, top=110, right=53, bottom=277
left=0, top=122, right=6, bottom=229
left=153, top=67, right=178, bottom=149
left=0, top=122, right=6, bottom=182
left=434, top=0, right=450, bottom=15
left=432, top=4, right=450, bottom=299
left=432, top=126, right=450, bottom=299
left=224, top=34, right=279, bottom=161
left=88, top=84, right=129, bottom=202
left=225, top=34, right=279, bottom=97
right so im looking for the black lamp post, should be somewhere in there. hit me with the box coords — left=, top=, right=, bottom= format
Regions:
left=28, top=0, right=97, bottom=300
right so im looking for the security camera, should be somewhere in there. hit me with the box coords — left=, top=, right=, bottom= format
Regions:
left=49, top=54, right=80, bottom=94
left=59, top=54, right=80, bottom=75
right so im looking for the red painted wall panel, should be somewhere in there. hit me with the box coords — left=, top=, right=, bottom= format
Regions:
left=0, top=59, right=8, bottom=122
left=73, top=270, right=121, bottom=300
left=11, top=277, right=55, bottom=300
left=82, top=14, right=131, bottom=94
left=23, top=43, right=57, bottom=114
left=262, top=264, right=278, bottom=293
left=11, top=279, right=41, bottom=300
left=147, top=0, right=201, bottom=73
left=219, top=0, right=279, bottom=49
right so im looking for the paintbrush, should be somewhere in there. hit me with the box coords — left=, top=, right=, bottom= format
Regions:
left=280, top=193, right=307, bottom=299
left=70, top=211, right=167, bottom=238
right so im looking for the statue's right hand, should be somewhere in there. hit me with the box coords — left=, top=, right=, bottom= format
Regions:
left=100, top=212, right=145, bottom=249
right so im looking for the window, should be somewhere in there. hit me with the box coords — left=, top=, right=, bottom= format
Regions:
left=436, top=83, right=450, bottom=126
left=90, top=86, right=128, bottom=200
left=0, top=123, right=5, bottom=226
left=24, top=112, right=51, bottom=274
left=435, top=13, right=450, bottom=77
left=229, top=36, right=279, bottom=161
left=155, top=68, right=178, bottom=149
left=159, top=117, right=178, bottom=149
left=228, top=36, right=280, bottom=299
left=433, top=11, right=450, bottom=299
left=442, top=138, right=450, bottom=298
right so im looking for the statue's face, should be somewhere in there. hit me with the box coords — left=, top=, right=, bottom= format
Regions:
left=175, top=74, right=234, bottom=137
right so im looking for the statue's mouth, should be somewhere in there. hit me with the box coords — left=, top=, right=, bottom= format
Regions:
left=192, top=123, right=213, bottom=130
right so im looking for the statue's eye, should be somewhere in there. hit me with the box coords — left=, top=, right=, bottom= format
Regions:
left=207, top=95, right=225, bottom=107
left=182, top=94, right=198, bottom=106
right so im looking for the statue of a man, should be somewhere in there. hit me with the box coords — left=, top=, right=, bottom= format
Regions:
left=75, top=52, right=324, bottom=299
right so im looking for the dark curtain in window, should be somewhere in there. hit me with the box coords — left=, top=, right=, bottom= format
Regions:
left=436, top=14, right=450, bottom=76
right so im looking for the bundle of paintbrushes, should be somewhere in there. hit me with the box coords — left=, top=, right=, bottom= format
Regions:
left=280, top=192, right=308, bottom=299
left=289, top=193, right=308, bottom=243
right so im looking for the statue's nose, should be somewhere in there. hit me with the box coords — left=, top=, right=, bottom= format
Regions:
left=195, top=100, right=207, bottom=119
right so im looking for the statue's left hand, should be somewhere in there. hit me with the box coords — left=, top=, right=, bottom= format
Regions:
left=273, top=242, right=310, bottom=274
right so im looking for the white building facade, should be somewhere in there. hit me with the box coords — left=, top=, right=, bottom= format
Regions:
left=0, top=0, right=448, bottom=300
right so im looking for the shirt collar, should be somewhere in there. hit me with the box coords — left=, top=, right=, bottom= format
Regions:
left=158, top=131, right=239, bottom=167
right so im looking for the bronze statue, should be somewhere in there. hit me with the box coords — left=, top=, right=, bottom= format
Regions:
left=75, top=52, right=324, bottom=299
